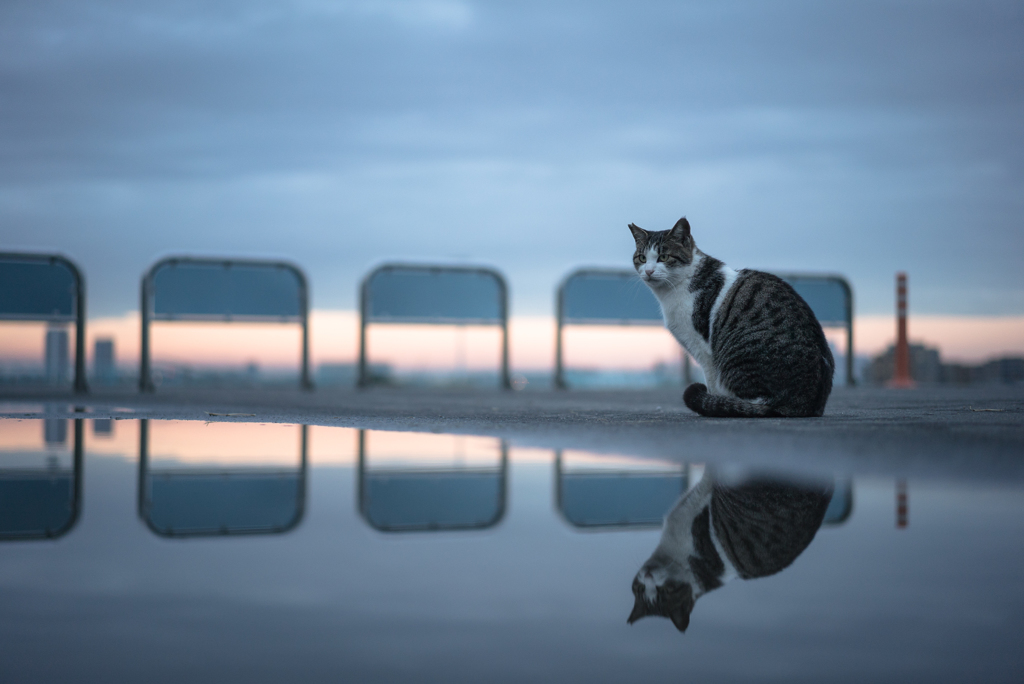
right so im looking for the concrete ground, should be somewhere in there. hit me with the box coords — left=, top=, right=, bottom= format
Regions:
left=2, top=383, right=1022, bottom=481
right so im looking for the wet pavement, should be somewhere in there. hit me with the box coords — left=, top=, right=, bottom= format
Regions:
left=2, top=384, right=1023, bottom=479
left=1, top=388, right=1023, bottom=682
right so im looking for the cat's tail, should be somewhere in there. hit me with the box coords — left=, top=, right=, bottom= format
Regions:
left=683, top=383, right=776, bottom=418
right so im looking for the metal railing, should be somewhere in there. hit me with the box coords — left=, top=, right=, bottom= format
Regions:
left=139, top=256, right=312, bottom=392
left=358, top=263, right=511, bottom=389
left=0, top=252, right=88, bottom=393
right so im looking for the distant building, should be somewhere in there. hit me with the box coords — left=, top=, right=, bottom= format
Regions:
left=94, top=338, right=115, bottom=384
left=941, top=363, right=974, bottom=384
left=317, top=363, right=357, bottom=387
left=943, top=357, right=1024, bottom=385
left=866, top=343, right=943, bottom=384
left=981, top=357, right=1024, bottom=383
left=45, top=327, right=69, bottom=384
left=318, top=362, right=392, bottom=387
left=866, top=344, right=1024, bottom=385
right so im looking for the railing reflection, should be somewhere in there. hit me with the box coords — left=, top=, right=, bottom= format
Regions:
left=137, top=420, right=308, bottom=537
left=357, top=430, right=508, bottom=532
left=0, top=418, right=82, bottom=541
left=822, top=477, right=853, bottom=525
left=556, top=453, right=853, bottom=531
left=555, top=450, right=688, bottom=529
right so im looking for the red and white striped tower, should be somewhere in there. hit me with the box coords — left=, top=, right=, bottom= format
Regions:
left=889, top=272, right=914, bottom=388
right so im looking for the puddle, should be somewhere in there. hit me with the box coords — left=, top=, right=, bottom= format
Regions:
left=0, top=416, right=1022, bottom=681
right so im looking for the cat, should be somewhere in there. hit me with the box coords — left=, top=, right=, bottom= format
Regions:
left=629, top=218, right=834, bottom=417
left=628, top=471, right=834, bottom=632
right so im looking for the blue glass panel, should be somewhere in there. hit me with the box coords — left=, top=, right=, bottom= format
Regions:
left=152, top=262, right=302, bottom=319
left=560, top=473, right=685, bottom=527
left=0, top=473, right=75, bottom=538
left=146, top=472, right=302, bottom=535
left=0, top=259, right=76, bottom=320
left=562, top=272, right=662, bottom=324
left=781, top=277, right=849, bottom=327
left=362, top=471, right=504, bottom=531
left=366, top=268, right=503, bottom=323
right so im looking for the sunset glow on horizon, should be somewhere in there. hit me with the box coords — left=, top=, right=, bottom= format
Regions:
left=1, top=417, right=685, bottom=470
left=2, top=310, right=1023, bottom=372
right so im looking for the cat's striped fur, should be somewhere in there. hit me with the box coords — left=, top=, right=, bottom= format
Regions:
left=629, top=218, right=834, bottom=417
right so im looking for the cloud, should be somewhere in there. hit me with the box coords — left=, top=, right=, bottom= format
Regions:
left=0, top=0, right=1022, bottom=320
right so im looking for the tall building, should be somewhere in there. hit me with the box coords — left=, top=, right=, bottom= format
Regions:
left=94, top=338, right=115, bottom=384
left=45, top=327, right=69, bottom=384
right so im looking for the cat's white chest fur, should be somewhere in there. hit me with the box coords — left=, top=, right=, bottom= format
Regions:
left=659, top=290, right=710, bottom=366
left=645, top=473, right=739, bottom=598
left=644, top=251, right=738, bottom=396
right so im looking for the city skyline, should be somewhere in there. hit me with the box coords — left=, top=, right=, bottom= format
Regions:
left=3, top=310, right=1022, bottom=374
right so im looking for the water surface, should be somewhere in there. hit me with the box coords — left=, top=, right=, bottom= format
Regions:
left=1, top=416, right=1021, bottom=683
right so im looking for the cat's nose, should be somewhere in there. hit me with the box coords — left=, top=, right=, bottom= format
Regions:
left=644, top=267, right=655, bottom=276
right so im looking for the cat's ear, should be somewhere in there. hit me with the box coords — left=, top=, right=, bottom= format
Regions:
left=628, top=223, right=648, bottom=246
left=627, top=594, right=649, bottom=624
left=668, top=602, right=691, bottom=632
left=668, top=217, right=691, bottom=241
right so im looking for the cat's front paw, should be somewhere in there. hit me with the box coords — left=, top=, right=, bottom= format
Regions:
left=683, top=383, right=708, bottom=411
left=684, top=382, right=708, bottom=413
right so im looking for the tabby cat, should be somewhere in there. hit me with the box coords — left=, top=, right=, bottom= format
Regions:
left=628, top=472, right=833, bottom=632
left=629, top=218, right=834, bottom=417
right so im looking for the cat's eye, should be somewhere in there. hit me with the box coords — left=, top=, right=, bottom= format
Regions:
left=637, top=255, right=646, bottom=263
left=657, top=255, right=666, bottom=263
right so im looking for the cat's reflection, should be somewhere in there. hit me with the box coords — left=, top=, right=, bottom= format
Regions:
left=628, top=471, right=832, bottom=632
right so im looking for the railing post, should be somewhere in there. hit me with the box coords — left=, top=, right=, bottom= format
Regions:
left=555, top=283, right=566, bottom=389
left=358, top=275, right=369, bottom=388
left=500, top=277, right=511, bottom=390
left=69, top=259, right=88, bottom=395
left=139, top=272, right=153, bottom=392
left=841, top=276, right=855, bottom=386
left=296, top=268, right=313, bottom=391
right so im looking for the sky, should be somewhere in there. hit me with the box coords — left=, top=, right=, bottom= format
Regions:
left=1, top=1, right=1023, bottom=358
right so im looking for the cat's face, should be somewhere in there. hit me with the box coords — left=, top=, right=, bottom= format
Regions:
left=629, top=217, right=694, bottom=286
left=627, top=552, right=696, bottom=632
